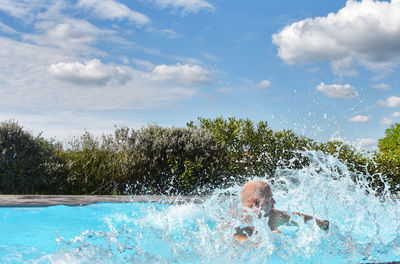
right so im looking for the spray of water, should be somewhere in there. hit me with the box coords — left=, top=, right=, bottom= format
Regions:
left=34, top=150, right=400, bottom=264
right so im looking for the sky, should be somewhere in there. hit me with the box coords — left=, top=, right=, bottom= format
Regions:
left=1, top=0, right=400, bottom=148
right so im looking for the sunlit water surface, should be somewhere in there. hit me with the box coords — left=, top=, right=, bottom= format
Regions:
left=1, top=151, right=399, bottom=263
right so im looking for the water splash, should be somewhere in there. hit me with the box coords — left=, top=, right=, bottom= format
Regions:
left=3, top=151, right=400, bottom=264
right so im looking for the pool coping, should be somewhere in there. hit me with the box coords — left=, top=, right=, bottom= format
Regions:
left=0, top=195, right=205, bottom=207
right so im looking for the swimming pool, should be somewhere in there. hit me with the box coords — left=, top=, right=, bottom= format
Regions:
left=1, top=151, right=400, bottom=263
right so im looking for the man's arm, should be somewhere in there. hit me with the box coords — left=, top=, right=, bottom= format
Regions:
left=292, top=211, right=329, bottom=230
left=269, top=209, right=329, bottom=231
left=233, top=226, right=254, bottom=241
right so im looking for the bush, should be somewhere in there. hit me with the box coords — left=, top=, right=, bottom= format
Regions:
left=124, top=125, right=228, bottom=194
left=317, top=140, right=400, bottom=195
left=57, top=131, right=127, bottom=195
left=1, top=118, right=399, bottom=195
left=374, top=123, right=400, bottom=193
left=57, top=125, right=228, bottom=195
left=58, top=118, right=320, bottom=195
left=192, top=117, right=316, bottom=177
left=378, top=123, right=400, bottom=159
left=0, top=120, right=65, bottom=194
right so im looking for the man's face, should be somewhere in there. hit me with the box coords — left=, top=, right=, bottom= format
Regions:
left=251, top=191, right=275, bottom=217
left=242, top=187, right=275, bottom=218
left=241, top=182, right=275, bottom=218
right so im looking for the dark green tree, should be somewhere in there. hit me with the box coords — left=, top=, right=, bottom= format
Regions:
left=378, top=123, right=400, bottom=158
left=124, top=125, right=228, bottom=194
left=0, top=120, right=65, bottom=194
left=57, top=131, right=126, bottom=194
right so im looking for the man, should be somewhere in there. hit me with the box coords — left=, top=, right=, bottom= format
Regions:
left=233, top=180, right=329, bottom=241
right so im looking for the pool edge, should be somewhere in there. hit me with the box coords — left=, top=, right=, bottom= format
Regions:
left=0, top=195, right=205, bottom=207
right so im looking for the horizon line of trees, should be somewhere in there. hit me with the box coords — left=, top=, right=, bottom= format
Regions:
left=0, top=118, right=399, bottom=196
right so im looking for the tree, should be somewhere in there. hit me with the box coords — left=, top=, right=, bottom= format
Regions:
left=378, top=123, right=400, bottom=158
left=0, top=120, right=64, bottom=194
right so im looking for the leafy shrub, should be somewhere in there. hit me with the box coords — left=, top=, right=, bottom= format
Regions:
left=57, top=131, right=127, bottom=194
left=2, top=118, right=399, bottom=195
left=318, top=140, right=400, bottom=195
left=123, top=125, right=228, bottom=194
left=378, top=123, right=400, bottom=159
left=374, top=123, right=400, bottom=193
left=191, top=117, right=316, bottom=177
left=0, top=120, right=64, bottom=194
left=57, top=125, right=228, bottom=195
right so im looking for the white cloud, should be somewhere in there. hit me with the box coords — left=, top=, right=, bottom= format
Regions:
left=380, top=117, right=393, bottom=125
left=355, top=137, right=376, bottom=147
left=133, top=59, right=155, bottom=70
left=348, top=115, right=370, bottom=123
left=392, top=112, right=400, bottom=117
left=0, top=21, right=19, bottom=34
left=0, top=2, right=123, bottom=56
left=150, top=0, right=215, bottom=14
left=329, top=136, right=345, bottom=142
left=330, top=136, right=376, bottom=148
left=330, top=57, right=358, bottom=76
left=0, top=37, right=204, bottom=110
left=0, top=0, right=28, bottom=17
left=371, top=83, right=391, bottom=90
left=316, top=82, right=359, bottom=98
left=215, top=87, right=233, bottom=94
left=48, top=59, right=130, bottom=86
left=42, top=20, right=99, bottom=43
left=377, top=96, right=400, bottom=107
left=0, top=0, right=45, bottom=19
left=272, top=0, right=400, bottom=73
left=202, top=52, right=220, bottom=62
left=120, top=56, right=130, bottom=64
left=77, top=0, right=151, bottom=26
left=24, top=18, right=114, bottom=56
left=0, top=111, right=145, bottom=142
left=151, top=63, right=212, bottom=85
left=168, top=55, right=203, bottom=65
left=257, top=80, right=272, bottom=88
left=0, top=1, right=69, bottom=24
left=161, top=29, right=183, bottom=39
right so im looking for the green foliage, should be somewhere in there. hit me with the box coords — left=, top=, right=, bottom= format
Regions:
left=124, top=125, right=227, bottom=194
left=55, top=125, right=227, bottom=195
left=193, top=117, right=315, bottom=177
left=317, top=141, right=366, bottom=172
left=363, top=152, right=400, bottom=194
left=57, top=132, right=127, bottom=194
left=378, top=123, right=400, bottom=158
left=0, top=120, right=65, bottom=194
left=192, top=117, right=272, bottom=177
left=372, top=123, right=400, bottom=193
left=317, top=140, right=400, bottom=194
left=1, top=117, right=400, bottom=195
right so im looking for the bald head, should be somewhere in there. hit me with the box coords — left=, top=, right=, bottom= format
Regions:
left=240, top=181, right=272, bottom=203
left=240, top=181, right=275, bottom=216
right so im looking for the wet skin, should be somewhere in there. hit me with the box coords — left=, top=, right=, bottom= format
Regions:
left=233, top=181, right=329, bottom=241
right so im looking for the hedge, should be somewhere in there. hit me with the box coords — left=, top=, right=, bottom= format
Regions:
left=0, top=118, right=399, bottom=195
left=0, top=120, right=66, bottom=194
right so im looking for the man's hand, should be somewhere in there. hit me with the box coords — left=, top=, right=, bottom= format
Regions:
left=316, top=219, right=329, bottom=231
left=233, top=234, right=248, bottom=241
left=233, top=226, right=254, bottom=241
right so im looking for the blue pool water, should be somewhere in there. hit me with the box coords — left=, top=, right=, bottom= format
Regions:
left=1, top=151, right=400, bottom=263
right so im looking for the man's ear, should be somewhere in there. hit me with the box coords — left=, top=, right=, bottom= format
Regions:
left=250, top=198, right=259, bottom=207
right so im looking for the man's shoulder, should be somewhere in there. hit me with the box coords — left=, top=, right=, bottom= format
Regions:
left=270, top=208, right=291, bottom=224
left=270, top=208, right=287, bottom=216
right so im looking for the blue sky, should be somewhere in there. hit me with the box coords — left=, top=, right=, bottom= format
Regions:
left=1, top=0, right=400, bottom=148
